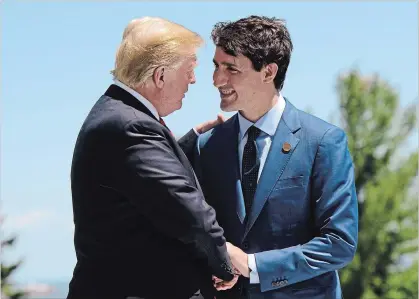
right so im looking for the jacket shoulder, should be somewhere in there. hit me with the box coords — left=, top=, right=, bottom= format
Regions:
left=84, top=95, right=160, bottom=134
left=197, top=115, right=237, bottom=149
left=296, top=108, right=346, bottom=140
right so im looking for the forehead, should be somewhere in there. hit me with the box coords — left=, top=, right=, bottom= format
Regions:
left=213, top=47, right=251, bottom=67
left=180, top=55, right=197, bottom=68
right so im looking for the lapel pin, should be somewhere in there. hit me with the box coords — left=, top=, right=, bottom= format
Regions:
left=282, top=142, right=291, bottom=153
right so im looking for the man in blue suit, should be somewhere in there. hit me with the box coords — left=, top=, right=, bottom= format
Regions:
left=188, top=15, right=358, bottom=298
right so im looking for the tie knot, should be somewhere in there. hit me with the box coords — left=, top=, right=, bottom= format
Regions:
left=247, top=126, right=260, bottom=141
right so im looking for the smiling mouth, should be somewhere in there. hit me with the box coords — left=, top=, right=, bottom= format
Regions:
left=219, top=89, right=236, bottom=97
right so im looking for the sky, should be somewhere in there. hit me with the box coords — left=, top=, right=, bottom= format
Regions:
left=1, top=1, right=418, bottom=285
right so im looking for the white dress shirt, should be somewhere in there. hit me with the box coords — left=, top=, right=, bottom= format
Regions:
left=114, top=79, right=200, bottom=135
left=113, top=79, right=160, bottom=120
left=237, top=95, right=286, bottom=284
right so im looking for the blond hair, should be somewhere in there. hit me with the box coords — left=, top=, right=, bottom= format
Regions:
left=111, top=17, right=203, bottom=88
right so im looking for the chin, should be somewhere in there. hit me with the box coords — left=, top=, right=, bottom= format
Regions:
left=220, top=102, right=237, bottom=112
left=170, top=102, right=182, bottom=113
left=220, top=96, right=239, bottom=112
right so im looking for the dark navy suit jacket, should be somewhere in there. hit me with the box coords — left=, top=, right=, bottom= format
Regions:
left=68, top=84, right=234, bottom=299
left=190, top=99, right=358, bottom=299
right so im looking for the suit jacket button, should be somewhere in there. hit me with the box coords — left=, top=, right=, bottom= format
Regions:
left=242, top=241, right=249, bottom=249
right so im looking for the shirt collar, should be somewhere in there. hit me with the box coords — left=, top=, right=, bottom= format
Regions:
left=238, top=94, right=286, bottom=140
left=113, top=79, right=160, bottom=120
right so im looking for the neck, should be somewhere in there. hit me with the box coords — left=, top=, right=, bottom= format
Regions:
left=240, top=92, right=279, bottom=123
left=135, top=84, right=162, bottom=115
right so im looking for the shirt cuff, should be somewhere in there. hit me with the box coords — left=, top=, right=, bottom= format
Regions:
left=248, top=254, right=260, bottom=284
left=193, top=128, right=200, bottom=136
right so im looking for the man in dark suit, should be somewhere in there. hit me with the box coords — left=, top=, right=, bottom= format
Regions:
left=67, top=17, right=236, bottom=299
left=188, top=16, right=358, bottom=298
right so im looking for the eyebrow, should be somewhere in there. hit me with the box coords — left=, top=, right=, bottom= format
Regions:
left=213, top=59, right=238, bottom=68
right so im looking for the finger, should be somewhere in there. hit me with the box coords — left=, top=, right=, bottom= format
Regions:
left=215, top=284, right=231, bottom=291
left=213, top=273, right=239, bottom=287
left=232, top=266, right=241, bottom=275
left=202, top=120, right=218, bottom=130
left=213, top=279, right=224, bottom=288
left=214, top=276, right=238, bottom=290
left=214, top=280, right=232, bottom=287
left=217, top=113, right=226, bottom=122
left=215, top=282, right=235, bottom=291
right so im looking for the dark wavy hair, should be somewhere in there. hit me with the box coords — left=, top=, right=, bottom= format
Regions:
left=211, top=15, right=293, bottom=91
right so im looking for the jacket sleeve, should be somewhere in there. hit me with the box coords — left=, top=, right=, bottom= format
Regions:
left=255, top=127, right=358, bottom=292
left=117, top=120, right=235, bottom=281
left=177, top=129, right=198, bottom=165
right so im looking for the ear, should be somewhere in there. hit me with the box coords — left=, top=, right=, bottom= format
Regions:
left=262, top=63, right=278, bottom=84
left=152, top=66, right=165, bottom=89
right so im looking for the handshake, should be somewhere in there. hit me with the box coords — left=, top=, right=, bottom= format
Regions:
left=213, top=242, right=250, bottom=291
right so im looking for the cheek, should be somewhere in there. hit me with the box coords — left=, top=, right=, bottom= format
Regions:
left=172, top=81, right=186, bottom=100
left=181, top=80, right=189, bottom=93
left=170, top=82, right=183, bottom=95
left=232, top=78, right=256, bottom=95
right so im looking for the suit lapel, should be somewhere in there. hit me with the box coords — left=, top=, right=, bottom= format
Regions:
left=104, top=84, right=202, bottom=189
left=243, top=100, right=301, bottom=239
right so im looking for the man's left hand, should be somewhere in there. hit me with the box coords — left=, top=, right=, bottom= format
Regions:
left=194, top=114, right=226, bottom=134
left=226, top=242, right=250, bottom=278
left=212, top=273, right=239, bottom=291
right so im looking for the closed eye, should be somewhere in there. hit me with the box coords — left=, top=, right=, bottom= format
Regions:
left=213, top=60, right=239, bottom=74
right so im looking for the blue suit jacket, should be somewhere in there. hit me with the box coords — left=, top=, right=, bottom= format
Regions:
left=193, top=99, right=358, bottom=298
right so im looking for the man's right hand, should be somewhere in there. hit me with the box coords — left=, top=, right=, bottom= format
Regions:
left=226, top=242, right=250, bottom=278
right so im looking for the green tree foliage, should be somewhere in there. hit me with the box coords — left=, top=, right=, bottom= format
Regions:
left=1, top=218, right=26, bottom=299
left=336, top=70, right=418, bottom=299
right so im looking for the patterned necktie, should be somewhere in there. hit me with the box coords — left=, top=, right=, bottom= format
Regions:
left=241, top=126, right=261, bottom=217
left=159, top=117, right=173, bottom=135
left=159, top=117, right=166, bottom=126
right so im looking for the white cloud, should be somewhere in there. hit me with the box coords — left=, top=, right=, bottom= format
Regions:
left=22, top=282, right=54, bottom=295
left=5, top=210, right=54, bottom=230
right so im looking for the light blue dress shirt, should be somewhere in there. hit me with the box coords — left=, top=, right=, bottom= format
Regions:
left=237, top=95, right=286, bottom=284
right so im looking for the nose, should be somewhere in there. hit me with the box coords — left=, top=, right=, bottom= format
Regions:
left=213, top=69, right=227, bottom=88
